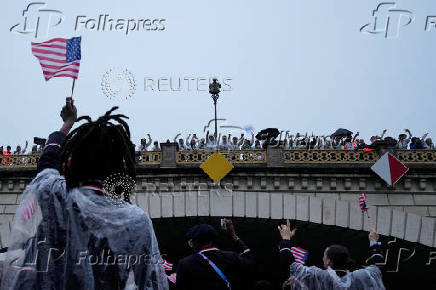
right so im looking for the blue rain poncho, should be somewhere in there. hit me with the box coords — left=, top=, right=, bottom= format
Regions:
left=1, top=168, right=168, bottom=290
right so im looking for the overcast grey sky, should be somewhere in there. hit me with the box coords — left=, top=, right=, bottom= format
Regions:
left=1, top=0, right=435, bottom=148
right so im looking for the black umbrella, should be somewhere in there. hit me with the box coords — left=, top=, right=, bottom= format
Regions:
left=255, top=128, right=280, bottom=140
left=331, top=128, right=353, bottom=137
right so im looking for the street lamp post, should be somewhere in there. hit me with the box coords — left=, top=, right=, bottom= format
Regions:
left=209, top=78, right=221, bottom=139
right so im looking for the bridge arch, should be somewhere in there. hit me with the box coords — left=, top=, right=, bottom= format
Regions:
left=136, top=190, right=436, bottom=248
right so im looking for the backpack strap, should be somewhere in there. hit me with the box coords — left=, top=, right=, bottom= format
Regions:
left=198, top=252, right=231, bottom=289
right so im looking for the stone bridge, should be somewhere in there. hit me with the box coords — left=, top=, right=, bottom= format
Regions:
left=1, top=144, right=436, bottom=249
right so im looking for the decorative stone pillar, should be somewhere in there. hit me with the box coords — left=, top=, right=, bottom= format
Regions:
left=267, top=145, right=284, bottom=167
left=373, top=140, right=397, bottom=157
left=160, top=142, right=178, bottom=168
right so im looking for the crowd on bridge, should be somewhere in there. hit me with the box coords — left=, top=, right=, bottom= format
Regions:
left=137, top=128, right=434, bottom=152
left=1, top=128, right=434, bottom=158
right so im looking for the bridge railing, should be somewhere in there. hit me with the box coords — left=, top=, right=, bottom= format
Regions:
left=2, top=149, right=436, bottom=168
left=177, top=150, right=267, bottom=164
left=283, top=149, right=379, bottom=163
left=396, top=150, right=436, bottom=163
left=0, top=154, right=40, bottom=168
left=138, top=151, right=162, bottom=165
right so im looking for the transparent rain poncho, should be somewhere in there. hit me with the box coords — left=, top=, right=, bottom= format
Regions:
left=289, top=262, right=385, bottom=290
left=1, top=168, right=168, bottom=290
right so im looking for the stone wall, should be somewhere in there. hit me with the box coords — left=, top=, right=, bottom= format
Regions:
left=1, top=175, right=435, bottom=248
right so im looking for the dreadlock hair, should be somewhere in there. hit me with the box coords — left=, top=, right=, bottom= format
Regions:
left=60, top=107, right=136, bottom=198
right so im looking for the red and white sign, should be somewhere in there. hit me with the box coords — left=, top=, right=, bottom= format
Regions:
left=371, top=152, right=408, bottom=186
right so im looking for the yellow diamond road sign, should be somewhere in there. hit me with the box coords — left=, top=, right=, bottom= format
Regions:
left=200, top=152, right=234, bottom=183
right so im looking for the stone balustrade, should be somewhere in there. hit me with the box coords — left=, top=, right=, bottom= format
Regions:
left=2, top=144, right=436, bottom=169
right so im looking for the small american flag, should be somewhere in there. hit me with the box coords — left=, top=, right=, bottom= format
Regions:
left=281, top=246, right=309, bottom=265
left=167, top=273, right=177, bottom=284
left=162, top=259, right=173, bottom=271
left=31, top=37, right=81, bottom=81
left=291, top=247, right=309, bottom=265
left=359, top=193, right=370, bottom=218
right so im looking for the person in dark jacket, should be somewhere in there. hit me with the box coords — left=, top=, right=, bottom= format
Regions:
left=176, top=220, right=255, bottom=290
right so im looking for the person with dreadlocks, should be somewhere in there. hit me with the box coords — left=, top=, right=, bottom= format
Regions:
left=2, top=98, right=168, bottom=290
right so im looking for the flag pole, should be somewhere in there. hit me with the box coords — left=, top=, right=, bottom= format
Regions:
left=71, top=78, right=76, bottom=97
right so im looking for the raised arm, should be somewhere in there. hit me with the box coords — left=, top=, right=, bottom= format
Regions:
left=278, top=220, right=297, bottom=285
left=278, top=130, right=285, bottom=144
left=315, top=136, right=321, bottom=149
left=174, top=133, right=181, bottom=143
left=353, top=131, right=359, bottom=142
left=22, top=140, right=29, bottom=154
left=237, top=133, right=244, bottom=146
left=145, top=134, right=152, bottom=148
left=37, top=97, right=77, bottom=173
left=224, top=219, right=253, bottom=259
left=365, top=229, right=384, bottom=266
left=223, top=218, right=255, bottom=284
left=186, top=134, right=191, bottom=146
left=380, top=129, right=387, bottom=140
left=284, top=131, right=289, bottom=146
left=250, top=133, right=255, bottom=145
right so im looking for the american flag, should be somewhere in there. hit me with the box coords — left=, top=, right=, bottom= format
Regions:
left=21, top=199, right=38, bottom=222
left=281, top=246, right=309, bottom=265
left=290, top=247, right=309, bottom=265
left=31, top=37, right=81, bottom=81
left=161, top=259, right=173, bottom=271
left=167, top=273, right=177, bottom=284
left=359, top=193, right=370, bottom=217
